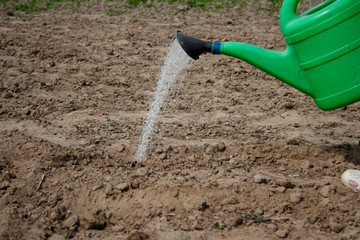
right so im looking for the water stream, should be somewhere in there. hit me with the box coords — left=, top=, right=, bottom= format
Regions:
left=135, top=37, right=193, bottom=162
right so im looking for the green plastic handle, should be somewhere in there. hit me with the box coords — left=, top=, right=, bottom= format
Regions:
left=280, top=0, right=300, bottom=31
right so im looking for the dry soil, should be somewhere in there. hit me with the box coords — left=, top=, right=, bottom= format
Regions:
left=0, top=1, right=359, bottom=239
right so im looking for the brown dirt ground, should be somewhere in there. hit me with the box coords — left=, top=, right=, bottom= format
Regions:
left=0, top=1, right=360, bottom=239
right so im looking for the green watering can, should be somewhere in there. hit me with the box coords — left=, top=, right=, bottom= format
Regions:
left=177, top=0, right=360, bottom=110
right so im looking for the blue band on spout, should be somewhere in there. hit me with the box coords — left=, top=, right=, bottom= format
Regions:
left=212, top=42, right=221, bottom=55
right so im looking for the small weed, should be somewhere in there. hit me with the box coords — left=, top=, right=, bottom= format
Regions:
left=215, top=159, right=223, bottom=166
left=320, top=139, right=330, bottom=144
left=181, top=235, right=191, bottom=240
left=304, top=219, right=311, bottom=226
left=64, top=229, right=71, bottom=239
left=232, top=100, right=241, bottom=106
left=322, top=130, right=333, bottom=136
left=106, top=9, right=122, bottom=16
left=217, top=222, right=225, bottom=229
left=105, top=122, right=116, bottom=128
left=127, top=0, right=147, bottom=8
left=217, top=222, right=230, bottom=230
left=245, top=212, right=270, bottom=222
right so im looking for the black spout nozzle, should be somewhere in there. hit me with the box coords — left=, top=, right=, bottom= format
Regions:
left=176, top=31, right=213, bottom=60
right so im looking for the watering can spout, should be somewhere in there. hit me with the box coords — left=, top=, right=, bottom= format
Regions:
left=176, top=31, right=313, bottom=97
left=176, top=31, right=213, bottom=60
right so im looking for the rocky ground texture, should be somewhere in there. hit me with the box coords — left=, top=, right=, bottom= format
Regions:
left=0, top=0, right=359, bottom=239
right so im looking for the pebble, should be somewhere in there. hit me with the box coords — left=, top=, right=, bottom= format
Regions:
left=254, top=174, right=269, bottom=184
left=116, top=182, right=129, bottom=192
left=81, top=211, right=106, bottom=230
left=216, top=142, right=226, bottom=152
left=276, top=179, right=295, bottom=189
left=254, top=208, right=264, bottom=215
left=276, top=187, right=286, bottom=193
left=320, top=185, right=335, bottom=198
left=289, top=192, right=303, bottom=204
left=159, top=153, right=167, bottom=160
left=275, top=229, right=288, bottom=238
left=266, top=223, right=278, bottom=232
left=330, top=222, right=344, bottom=233
left=63, top=215, right=79, bottom=230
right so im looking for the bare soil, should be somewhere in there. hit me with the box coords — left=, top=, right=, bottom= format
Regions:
left=0, top=1, right=359, bottom=239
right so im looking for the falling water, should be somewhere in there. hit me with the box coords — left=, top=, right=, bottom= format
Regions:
left=135, top=37, right=193, bottom=162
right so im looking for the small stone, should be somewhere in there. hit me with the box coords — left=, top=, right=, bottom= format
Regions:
left=276, top=187, right=286, bottom=193
left=320, top=185, right=335, bottom=198
left=320, top=198, right=330, bottom=206
left=135, top=168, right=148, bottom=177
left=107, top=49, right=115, bottom=55
left=289, top=192, right=303, bottom=204
left=330, top=222, right=344, bottom=233
left=276, top=179, right=295, bottom=189
left=275, top=229, right=288, bottom=238
left=266, top=223, right=278, bottom=232
left=92, top=183, right=104, bottom=191
left=216, top=142, right=226, bottom=152
left=254, top=174, right=269, bottom=184
left=81, top=210, right=106, bottom=230
left=254, top=208, right=264, bottom=215
left=282, top=102, right=294, bottom=109
left=159, top=153, right=167, bottom=160
left=234, top=67, right=242, bottom=73
left=116, top=182, right=129, bottom=192
left=63, top=215, right=79, bottom=230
